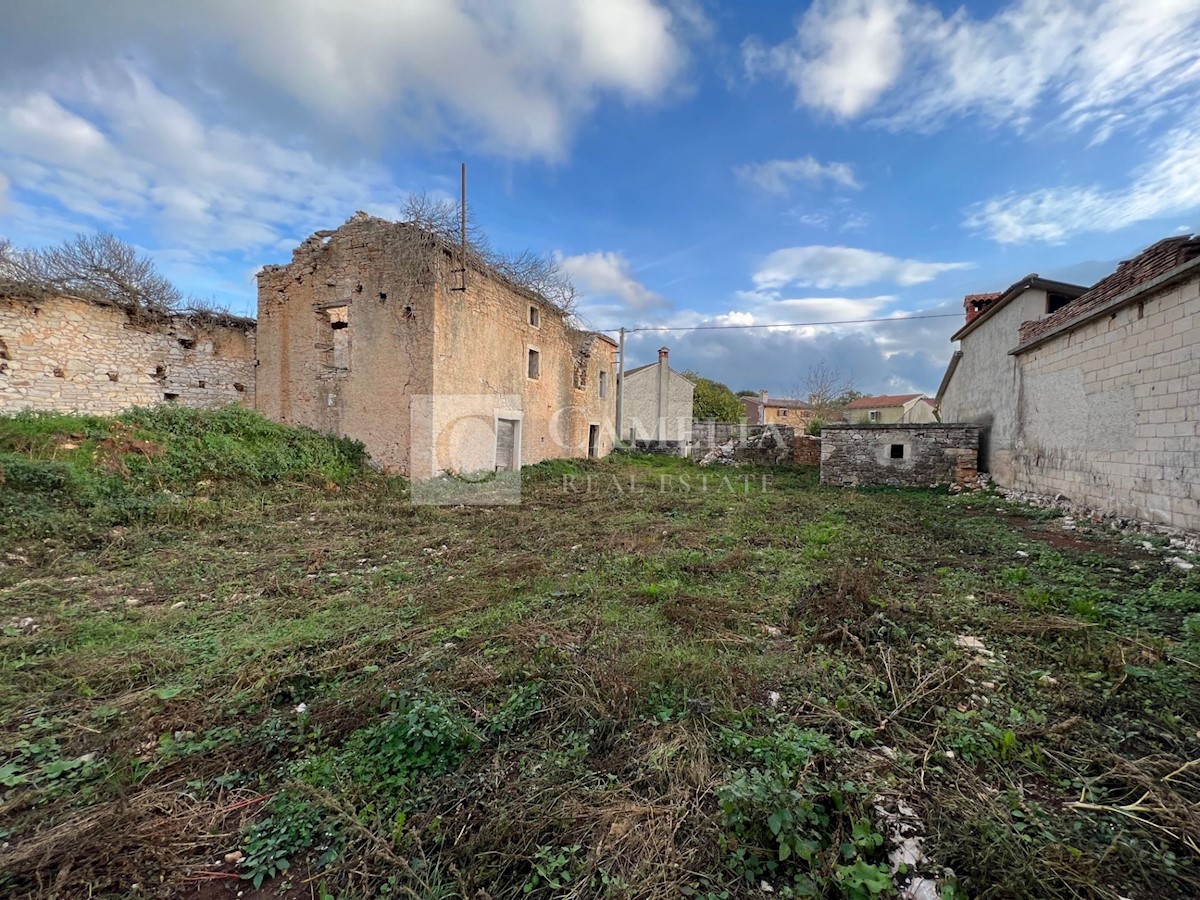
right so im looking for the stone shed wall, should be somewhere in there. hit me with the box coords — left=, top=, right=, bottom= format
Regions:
left=0, top=295, right=256, bottom=415
left=821, top=424, right=980, bottom=488
left=1009, top=273, right=1199, bottom=529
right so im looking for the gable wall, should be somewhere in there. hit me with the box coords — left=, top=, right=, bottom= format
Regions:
left=939, top=288, right=1048, bottom=480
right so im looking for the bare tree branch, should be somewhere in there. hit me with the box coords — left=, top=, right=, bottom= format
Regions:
left=0, top=233, right=182, bottom=314
left=397, top=192, right=577, bottom=315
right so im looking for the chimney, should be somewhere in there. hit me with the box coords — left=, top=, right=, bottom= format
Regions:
left=656, top=347, right=670, bottom=441
left=759, top=389, right=768, bottom=404
left=963, top=292, right=1002, bottom=326
left=658, top=346, right=669, bottom=361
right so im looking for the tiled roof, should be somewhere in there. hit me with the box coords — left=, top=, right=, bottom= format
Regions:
left=843, top=393, right=924, bottom=410
left=950, top=276, right=1087, bottom=342
left=1017, top=235, right=1200, bottom=347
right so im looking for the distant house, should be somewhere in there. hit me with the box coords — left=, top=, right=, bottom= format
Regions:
left=741, top=390, right=813, bottom=428
left=619, top=346, right=694, bottom=447
left=844, top=393, right=937, bottom=425
left=938, top=234, right=1200, bottom=531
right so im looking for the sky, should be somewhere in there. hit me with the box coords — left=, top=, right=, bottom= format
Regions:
left=2, top=0, right=1199, bottom=398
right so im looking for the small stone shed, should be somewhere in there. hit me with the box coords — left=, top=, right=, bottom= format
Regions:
left=820, top=424, right=980, bottom=488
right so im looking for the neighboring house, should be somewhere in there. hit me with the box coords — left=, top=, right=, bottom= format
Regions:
left=619, top=346, right=695, bottom=446
left=0, top=292, right=256, bottom=415
left=741, top=390, right=813, bottom=428
left=939, top=234, right=1200, bottom=531
left=844, top=393, right=937, bottom=425
left=256, top=213, right=616, bottom=476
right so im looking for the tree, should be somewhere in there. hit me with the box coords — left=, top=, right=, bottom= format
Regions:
left=799, top=359, right=858, bottom=429
left=396, top=193, right=576, bottom=314
left=1, top=233, right=182, bottom=313
left=683, top=370, right=745, bottom=422
left=735, top=389, right=760, bottom=397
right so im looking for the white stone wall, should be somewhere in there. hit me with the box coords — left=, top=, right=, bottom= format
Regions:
left=621, top=365, right=694, bottom=443
left=1010, top=275, right=1199, bottom=529
left=0, top=295, right=256, bottom=415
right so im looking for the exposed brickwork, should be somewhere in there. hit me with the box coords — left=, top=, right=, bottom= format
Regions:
left=256, top=213, right=615, bottom=476
left=1017, top=235, right=1200, bottom=346
left=963, top=291, right=1002, bottom=326
left=793, top=434, right=821, bottom=466
left=0, top=295, right=256, bottom=414
left=820, top=424, right=980, bottom=488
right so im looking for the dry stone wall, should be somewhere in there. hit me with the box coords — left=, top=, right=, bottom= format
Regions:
left=0, top=295, right=256, bottom=415
left=821, top=425, right=980, bottom=488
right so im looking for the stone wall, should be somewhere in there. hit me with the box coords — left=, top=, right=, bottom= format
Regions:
left=0, top=295, right=256, bottom=415
left=1009, top=273, right=1199, bottom=529
left=257, top=213, right=615, bottom=476
left=691, top=422, right=795, bottom=466
left=821, top=425, right=980, bottom=488
left=621, top=363, right=693, bottom=443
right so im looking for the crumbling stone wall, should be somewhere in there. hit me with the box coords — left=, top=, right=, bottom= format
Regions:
left=0, top=295, right=255, bottom=415
left=691, top=423, right=795, bottom=466
left=821, top=425, right=980, bottom=488
left=257, top=213, right=616, bottom=476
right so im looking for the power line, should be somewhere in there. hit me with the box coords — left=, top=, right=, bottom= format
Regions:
left=595, top=312, right=961, bottom=334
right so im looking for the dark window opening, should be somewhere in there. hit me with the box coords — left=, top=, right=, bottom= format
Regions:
left=379, top=292, right=387, bottom=300
left=889, top=444, right=905, bottom=459
left=163, top=392, right=180, bottom=402
left=1046, top=292, right=1073, bottom=314
left=233, top=382, right=246, bottom=393
left=178, top=338, right=196, bottom=350
left=599, top=370, right=608, bottom=398
left=588, top=424, right=600, bottom=459
left=198, top=380, right=207, bottom=388
left=330, top=320, right=349, bottom=330
left=1137, top=301, right=1145, bottom=320
left=529, top=306, right=540, bottom=327
left=404, top=305, right=415, bottom=320
left=528, top=348, right=540, bottom=379
left=108, top=372, right=120, bottom=382
left=153, top=365, right=167, bottom=382
left=319, top=306, right=351, bottom=370
left=53, top=367, right=64, bottom=378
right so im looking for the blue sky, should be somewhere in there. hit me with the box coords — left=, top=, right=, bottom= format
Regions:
left=2, top=0, right=1199, bottom=396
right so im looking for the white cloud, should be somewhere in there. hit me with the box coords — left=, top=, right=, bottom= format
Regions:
left=0, top=65, right=404, bottom=254
left=753, top=245, right=972, bottom=290
left=743, top=0, right=907, bottom=119
left=966, top=117, right=1200, bottom=242
left=744, top=0, right=1200, bottom=141
left=0, top=0, right=698, bottom=160
left=558, top=250, right=672, bottom=320
left=734, top=155, right=860, bottom=193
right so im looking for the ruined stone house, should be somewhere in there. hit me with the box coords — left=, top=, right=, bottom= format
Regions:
left=0, top=292, right=256, bottom=415
left=741, top=391, right=813, bottom=428
left=256, top=213, right=617, bottom=476
left=938, top=234, right=1200, bottom=531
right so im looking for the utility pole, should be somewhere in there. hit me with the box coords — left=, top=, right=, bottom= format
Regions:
left=616, top=326, right=626, bottom=445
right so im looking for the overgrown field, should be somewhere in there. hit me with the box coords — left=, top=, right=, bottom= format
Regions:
left=1, top=409, right=1198, bottom=900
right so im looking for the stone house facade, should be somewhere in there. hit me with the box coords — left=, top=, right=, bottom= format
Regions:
left=938, top=235, right=1200, bottom=531
left=256, top=213, right=616, bottom=476
left=618, top=346, right=694, bottom=449
left=843, top=393, right=937, bottom=425
left=0, top=293, right=256, bottom=415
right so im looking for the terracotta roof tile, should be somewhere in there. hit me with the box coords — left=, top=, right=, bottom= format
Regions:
left=1018, top=235, right=1200, bottom=346
left=843, top=393, right=925, bottom=410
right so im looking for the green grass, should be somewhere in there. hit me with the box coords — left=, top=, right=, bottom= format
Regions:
left=1, top=410, right=1198, bottom=899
